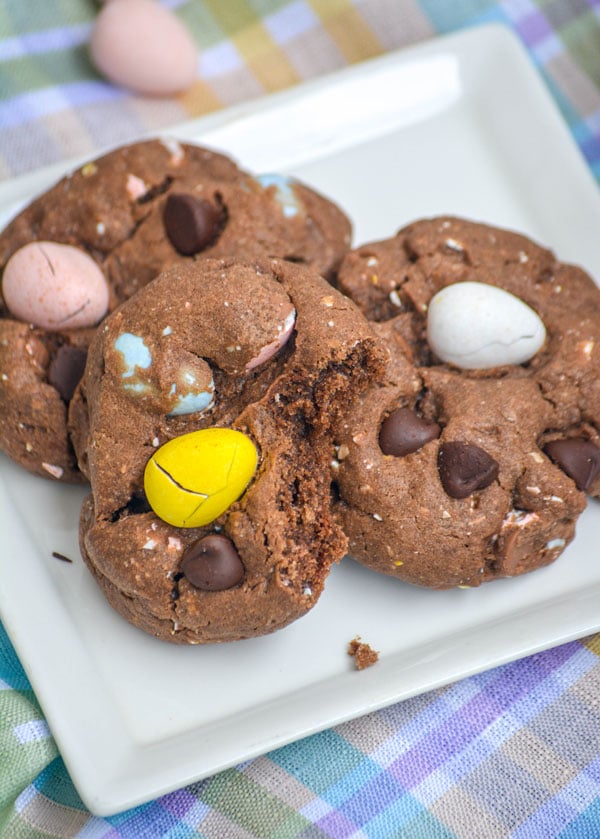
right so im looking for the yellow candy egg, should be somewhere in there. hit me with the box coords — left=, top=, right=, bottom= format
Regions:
left=144, top=428, right=258, bottom=528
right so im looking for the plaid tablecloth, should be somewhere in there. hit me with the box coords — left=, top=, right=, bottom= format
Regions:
left=1, top=2, right=600, bottom=837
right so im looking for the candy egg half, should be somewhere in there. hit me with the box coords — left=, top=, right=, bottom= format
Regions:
left=144, top=428, right=258, bottom=528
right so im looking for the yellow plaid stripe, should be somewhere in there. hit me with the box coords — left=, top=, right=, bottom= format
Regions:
left=203, top=0, right=301, bottom=92
left=583, top=635, right=600, bottom=657
left=307, top=0, right=384, bottom=62
left=178, top=78, right=224, bottom=116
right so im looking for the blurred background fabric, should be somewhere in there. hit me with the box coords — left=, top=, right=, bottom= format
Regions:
left=1, top=0, right=599, bottom=180
left=1, top=2, right=600, bottom=837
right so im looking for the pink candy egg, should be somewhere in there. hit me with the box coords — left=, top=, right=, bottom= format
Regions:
left=90, top=0, right=197, bottom=96
left=246, top=308, right=296, bottom=371
left=2, top=241, right=110, bottom=330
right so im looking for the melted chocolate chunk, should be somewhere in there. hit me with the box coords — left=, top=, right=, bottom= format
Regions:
left=163, top=193, right=220, bottom=255
left=379, top=407, right=440, bottom=456
left=438, top=441, right=499, bottom=499
left=48, top=345, right=87, bottom=402
left=181, top=534, right=245, bottom=591
left=544, top=438, right=600, bottom=492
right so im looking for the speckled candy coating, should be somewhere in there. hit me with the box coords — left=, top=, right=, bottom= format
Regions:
left=426, top=281, right=546, bottom=369
left=0, top=138, right=351, bottom=482
left=3, top=241, right=109, bottom=330
left=331, top=216, right=600, bottom=588
left=73, top=257, right=384, bottom=643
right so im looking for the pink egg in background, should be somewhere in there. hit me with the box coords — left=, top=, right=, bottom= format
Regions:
left=2, top=241, right=110, bottom=330
left=90, top=0, right=198, bottom=96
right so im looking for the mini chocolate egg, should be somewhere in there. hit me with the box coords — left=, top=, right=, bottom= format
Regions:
left=2, top=241, right=109, bottom=330
left=144, top=428, right=258, bottom=528
left=246, top=308, right=296, bottom=371
left=159, top=353, right=215, bottom=417
left=254, top=174, right=303, bottom=218
left=427, top=281, right=546, bottom=369
left=90, top=0, right=197, bottom=96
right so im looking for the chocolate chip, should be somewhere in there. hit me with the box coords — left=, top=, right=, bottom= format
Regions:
left=438, top=441, right=499, bottom=498
left=163, top=193, right=220, bottom=255
left=544, top=438, right=600, bottom=492
left=48, top=345, right=87, bottom=402
left=181, top=534, right=245, bottom=591
left=379, top=407, right=440, bottom=456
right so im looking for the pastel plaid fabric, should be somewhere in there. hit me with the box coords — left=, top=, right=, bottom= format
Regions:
left=1, top=1, right=600, bottom=837
left=1, top=0, right=600, bottom=179
left=2, top=625, right=600, bottom=837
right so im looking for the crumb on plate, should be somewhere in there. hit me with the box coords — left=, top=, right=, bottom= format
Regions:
left=348, top=636, right=379, bottom=670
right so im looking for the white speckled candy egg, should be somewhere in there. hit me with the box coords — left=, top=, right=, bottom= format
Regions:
left=2, top=241, right=109, bottom=330
left=427, top=281, right=546, bottom=369
left=90, top=0, right=197, bottom=96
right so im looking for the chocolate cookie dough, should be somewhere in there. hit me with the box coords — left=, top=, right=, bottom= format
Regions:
left=73, top=257, right=384, bottom=642
left=0, top=138, right=351, bottom=482
left=331, top=216, right=600, bottom=588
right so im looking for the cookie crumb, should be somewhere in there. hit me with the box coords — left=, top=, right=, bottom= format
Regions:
left=348, top=636, right=379, bottom=670
left=52, top=551, right=73, bottom=563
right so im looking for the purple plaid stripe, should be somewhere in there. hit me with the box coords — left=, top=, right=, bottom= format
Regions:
left=515, top=7, right=555, bottom=45
left=387, top=645, right=578, bottom=788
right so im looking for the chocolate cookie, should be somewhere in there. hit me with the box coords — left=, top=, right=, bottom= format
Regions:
left=331, top=216, right=600, bottom=588
left=73, top=257, right=384, bottom=642
left=0, top=138, right=351, bottom=482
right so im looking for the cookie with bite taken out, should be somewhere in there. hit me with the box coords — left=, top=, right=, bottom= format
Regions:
left=331, top=216, right=600, bottom=588
left=71, top=256, right=384, bottom=642
left=0, top=138, right=351, bottom=482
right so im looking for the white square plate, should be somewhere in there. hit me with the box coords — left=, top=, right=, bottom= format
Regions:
left=1, top=24, right=600, bottom=817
